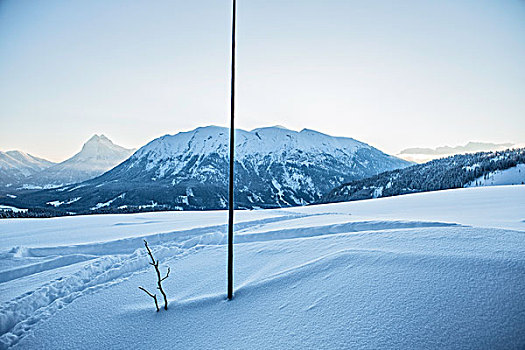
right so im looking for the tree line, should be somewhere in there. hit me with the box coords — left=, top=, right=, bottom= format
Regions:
left=323, top=148, right=525, bottom=203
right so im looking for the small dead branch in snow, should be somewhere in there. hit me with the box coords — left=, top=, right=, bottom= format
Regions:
left=139, top=239, right=170, bottom=311
left=138, top=286, right=159, bottom=312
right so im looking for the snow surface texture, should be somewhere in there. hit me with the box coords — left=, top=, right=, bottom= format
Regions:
left=0, top=186, right=524, bottom=349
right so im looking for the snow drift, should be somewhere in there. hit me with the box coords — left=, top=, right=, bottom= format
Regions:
left=0, top=185, right=524, bottom=349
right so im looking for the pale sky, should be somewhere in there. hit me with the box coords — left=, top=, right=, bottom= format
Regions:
left=1, top=0, right=524, bottom=162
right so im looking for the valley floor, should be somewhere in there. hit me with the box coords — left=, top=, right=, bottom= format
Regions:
left=0, top=185, right=524, bottom=349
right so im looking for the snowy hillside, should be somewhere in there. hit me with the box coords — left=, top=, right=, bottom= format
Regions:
left=0, top=185, right=524, bottom=349
left=465, top=163, right=525, bottom=187
left=0, top=151, right=55, bottom=187
left=5, top=126, right=409, bottom=214
left=324, top=148, right=525, bottom=203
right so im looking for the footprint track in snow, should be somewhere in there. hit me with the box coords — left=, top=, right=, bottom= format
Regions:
left=0, top=213, right=458, bottom=348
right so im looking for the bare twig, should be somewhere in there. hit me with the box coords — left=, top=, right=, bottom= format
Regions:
left=160, top=267, right=170, bottom=282
left=138, top=286, right=159, bottom=312
left=143, top=239, right=170, bottom=310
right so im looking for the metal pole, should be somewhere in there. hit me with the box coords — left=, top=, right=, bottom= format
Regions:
left=227, top=0, right=236, bottom=301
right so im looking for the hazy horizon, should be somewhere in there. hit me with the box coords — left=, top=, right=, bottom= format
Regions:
left=1, top=0, right=524, bottom=161
left=1, top=125, right=522, bottom=164
left=1, top=127, right=523, bottom=163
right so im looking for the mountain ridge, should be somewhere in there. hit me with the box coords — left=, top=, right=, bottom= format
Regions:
left=0, top=135, right=135, bottom=189
left=29, top=134, right=136, bottom=187
left=0, top=151, right=56, bottom=187
left=3, top=126, right=410, bottom=214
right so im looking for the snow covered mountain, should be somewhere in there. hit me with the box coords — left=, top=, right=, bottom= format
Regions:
left=6, top=126, right=410, bottom=214
left=0, top=151, right=55, bottom=187
left=21, top=135, right=135, bottom=188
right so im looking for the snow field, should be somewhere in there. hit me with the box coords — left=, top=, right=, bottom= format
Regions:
left=12, top=226, right=525, bottom=349
left=0, top=185, right=524, bottom=349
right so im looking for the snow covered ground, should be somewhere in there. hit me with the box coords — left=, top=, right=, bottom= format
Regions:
left=0, top=185, right=524, bottom=349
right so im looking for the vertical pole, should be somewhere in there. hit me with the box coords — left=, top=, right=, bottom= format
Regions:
left=227, top=0, right=236, bottom=301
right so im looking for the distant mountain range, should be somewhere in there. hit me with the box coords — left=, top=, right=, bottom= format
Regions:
left=25, top=135, right=135, bottom=187
left=0, top=151, right=55, bottom=186
left=398, top=142, right=515, bottom=163
left=0, top=135, right=134, bottom=189
left=1, top=126, right=410, bottom=215
left=323, top=148, right=525, bottom=204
